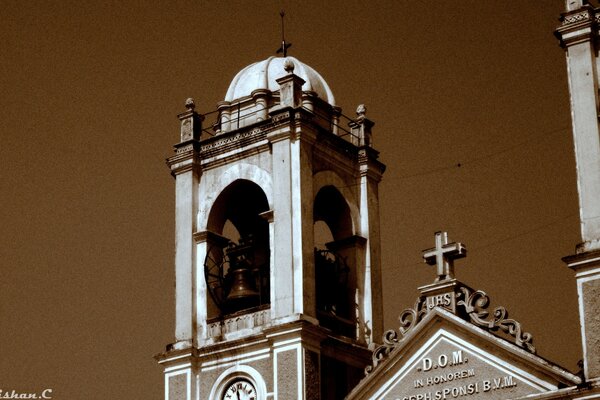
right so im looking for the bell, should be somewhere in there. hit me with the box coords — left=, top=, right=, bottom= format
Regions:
left=225, top=267, right=260, bottom=312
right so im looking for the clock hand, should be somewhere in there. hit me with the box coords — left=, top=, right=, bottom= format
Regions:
left=237, top=390, right=241, bottom=400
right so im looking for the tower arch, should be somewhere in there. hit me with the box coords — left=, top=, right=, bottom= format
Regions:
left=313, top=184, right=360, bottom=338
left=204, top=179, right=271, bottom=317
left=312, top=169, right=359, bottom=231
left=197, top=163, right=273, bottom=230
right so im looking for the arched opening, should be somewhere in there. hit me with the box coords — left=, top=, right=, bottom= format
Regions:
left=205, top=180, right=270, bottom=318
left=313, top=185, right=357, bottom=337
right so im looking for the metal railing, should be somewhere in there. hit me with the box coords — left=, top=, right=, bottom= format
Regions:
left=197, top=104, right=362, bottom=144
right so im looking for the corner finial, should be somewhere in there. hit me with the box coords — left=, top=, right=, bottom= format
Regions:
left=185, top=97, right=195, bottom=111
left=283, top=58, right=295, bottom=73
left=356, top=104, right=367, bottom=117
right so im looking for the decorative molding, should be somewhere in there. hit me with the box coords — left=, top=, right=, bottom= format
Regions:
left=456, top=287, right=535, bottom=354
left=562, top=10, right=591, bottom=25
left=364, top=297, right=426, bottom=375
left=272, top=110, right=291, bottom=123
left=365, top=283, right=536, bottom=375
left=555, top=7, right=597, bottom=48
left=206, top=308, right=271, bottom=339
left=399, top=297, right=427, bottom=336
left=364, top=328, right=400, bottom=374
left=175, top=143, right=194, bottom=154
left=199, top=111, right=290, bottom=157
left=193, top=230, right=230, bottom=246
left=200, top=126, right=267, bottom=153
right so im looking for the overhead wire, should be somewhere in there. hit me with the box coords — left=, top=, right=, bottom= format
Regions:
left=381, top=211, right=578, bottom=272
left=196, top=106, right=576, bottom=262
left=396, top=125, right=570, bottom=180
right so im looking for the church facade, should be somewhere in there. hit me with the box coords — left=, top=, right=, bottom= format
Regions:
left=156, top=1, right=600, bottom=398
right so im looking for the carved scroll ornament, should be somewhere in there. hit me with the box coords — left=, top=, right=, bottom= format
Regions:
left=365, top=285, right=536, bottom=375
left=365, top=297, right=427, bottom=375
left=456, top=287, right=536, bottom=354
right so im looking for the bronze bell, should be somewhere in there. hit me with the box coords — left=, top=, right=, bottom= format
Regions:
left=224, top=236, right=260, bottom=313
left=225, top=266, right=260, bottom=312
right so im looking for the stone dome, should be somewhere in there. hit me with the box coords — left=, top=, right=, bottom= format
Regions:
left=224, top=56, right=335, bottom=106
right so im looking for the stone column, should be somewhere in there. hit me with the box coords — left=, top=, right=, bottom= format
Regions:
left=268, top=60, right=316, bottom=322
left=557, top=2, right=600, bottom=382
left=216, top=101, right=231, bottom=134
left=166, top=98, right=203, bottom=349
left=556, top=3, right=600, bottom=252
left=353, top=105, right=385, bottom=345
left=269, top=123, right=296, bottom=320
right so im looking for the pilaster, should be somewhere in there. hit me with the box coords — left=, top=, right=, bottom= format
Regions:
left=563, top=251, right=600, bottom=381
left=556, top=4, right=600, bottom=252
left=558, top=1, right=600, bottom=382
left=166, top=99, right=203, bottom=348
left=351, top=105, right=385, bottom=345
left=156, top=349, right=198, bottom=400
left=267, top=107, right=317, bottom=321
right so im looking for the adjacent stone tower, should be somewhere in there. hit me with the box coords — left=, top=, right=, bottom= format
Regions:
left=556, top=0, right=600, bottom=384
left=156, top=56, right=385, bottom=399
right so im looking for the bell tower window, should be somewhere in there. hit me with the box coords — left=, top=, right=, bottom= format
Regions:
left=204, top=179, right=270, bottom=318
left=314, top=185, right=357, bottom=337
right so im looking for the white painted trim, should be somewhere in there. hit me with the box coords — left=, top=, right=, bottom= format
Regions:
left=573, top=393, right=600, bottom=400
left=273, top=346, right=279, bottom=399
left=200, top=338, right=269, bottom=358
left=574, top=264, right=600, bottom=278
left=158, top=351, right=193, bottom=364
left=297, top=344, right=304, bottom=400
left=562, top=27, right=593, bottom=40
left=576, top=272, right=600, bottom=379
left=274, top=342, right=302, bottom=353
left=265, top=324, right=303, bottom=337
left=165, top=368, right=191, bottom=400
left=196, top=374, right=200, bottom=400
left=164, top=362, right=192, bottom=373
left=201, top=352, right=271, bottom=372
left=274, top=343, right=302, bottom=400
left=290, top=138, right=303, bottom=316
left=201, top=347, right=271, bottom=368
left=272, top=337, right=302, bottom=348
left=371, top=328, right=557, bottom=399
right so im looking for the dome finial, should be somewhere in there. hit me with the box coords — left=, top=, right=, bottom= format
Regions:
left=283, top=58, right=295, bottom=73
left=276, top=10, right=292, bottom=57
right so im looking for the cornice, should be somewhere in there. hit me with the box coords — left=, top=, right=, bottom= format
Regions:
left=556, top=6, right=597, bottom=47
left=358, top=147, right=386, bottom=181
left=193, top=230, right=230, bottom=246
left=166, top=141, right=201, bottom=176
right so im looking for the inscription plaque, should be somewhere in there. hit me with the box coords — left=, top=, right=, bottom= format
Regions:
left=378, top=332, right=555, bottom=400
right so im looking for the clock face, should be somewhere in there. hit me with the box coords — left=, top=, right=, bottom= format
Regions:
left=223, top=379, right=257, bottom=400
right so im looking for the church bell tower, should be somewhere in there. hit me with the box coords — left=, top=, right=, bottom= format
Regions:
left=156, top=56, right=386, bottom=399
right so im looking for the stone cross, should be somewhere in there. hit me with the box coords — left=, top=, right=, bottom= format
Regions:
left=422, top=231, right=466, bottom=281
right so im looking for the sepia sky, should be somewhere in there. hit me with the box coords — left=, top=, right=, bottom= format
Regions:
left=0, top=1, right=583, bottom=399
